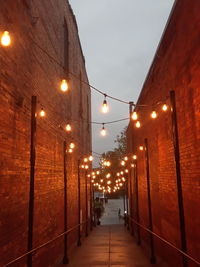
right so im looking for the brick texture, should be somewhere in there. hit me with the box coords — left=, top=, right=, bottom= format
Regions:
left=0, top=0, right=92, bottom=266
left=127, top=0, right=200, bottom=266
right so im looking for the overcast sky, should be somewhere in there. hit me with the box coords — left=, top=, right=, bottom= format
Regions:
left=69, top=0, right=174, bottom=166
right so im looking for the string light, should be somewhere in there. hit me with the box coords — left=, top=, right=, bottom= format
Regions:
left=131, top=164, right=135, bottom=168
left=96, top=170, right=100, bottom=175
left=85, top=165, right=89, bottom=169
left=125, top=169, right=128, bottom=173
left=133, top=155, right=137, bottom=160
left=89, top=155, right=93, bottom=161
left=151, top=110, right=157, bottom=119
left=1, top=31, right=11, bottom=46
left=131, top=111, right=138, bottom=121
left=139, top=146, right=144, bottom=151
left=162, top=104, right=168, bottom=111
left=135, top=121, right=141, bottom=128
left=69, top=143, right=75, bottom=149
left=39, top=108, right=46, bottom=117
left=68, top=148, right=73, bottom=153
left=102, top=95, right=108, bottom=113
left=121, top=160, right=125, bottom=166
left=124, top=156, right=128, bottom=161
left=101, top=124, right=106, bottom=136
left=65, top=124, right=72, bottom=132
left=60, top=79, right=69, bottom=92
left=84, top=158, right=88, bottom=163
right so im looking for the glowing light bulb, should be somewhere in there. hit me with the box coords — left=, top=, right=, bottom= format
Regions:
left=60, top=79, right=68, bottom=92
left=139, top=146, right=144, bottom=151
left=89, top=155, right=93, bottom=161
left=117, top=172, right=120, bottom=176
left=87, top=174, right=91, bottom=177
left=107, top=180, right=111, bottom=185
left=1, top=31, right=11, bottom=46
left=162, top=104, right=168, bottom=111
left=120, top=171, right=124, bottom=175
left=101, top=125, right=106, bottom=136
left=68, top=148, right=73, bottom=153
left=133, top=155, right=137, bottom=160
left=121, top=161, right=125, bottom=166
left=106, top=173, right=111, bottom=178
left=96, top=171, right=100, bottom=175
left=100, top=179, right=103, bottom=183
left=69, top=143, right=75, bottom=149
left=65, top=124, right=71, bottom=132
left=124, top=156, right=128, bottom=161
left=92, top=172, right=95, bottom=176
left=135, top=121, right=141, bottom=128
left=84, top=158, right=88, bottom=163
left=106, top=161, right=111, bottom=167
left=39, top=108, right=45, bottom=117
left=102, top=96, right=108, bottom=113
left=131, top=164, right=135, bottom=168
left=125, top=169, right=128, bottom=173
left=151, top=110, right=157, bottom=119
left=85, top=165, right=89, bottom=169
left=131, top=111, right=138, bottom=121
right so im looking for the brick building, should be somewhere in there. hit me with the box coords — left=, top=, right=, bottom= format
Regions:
left=0, top=0, right=91, bottom=266
left=127, top=0, right=200, bottom=266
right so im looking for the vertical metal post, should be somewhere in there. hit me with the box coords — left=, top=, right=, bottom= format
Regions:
left=63, top=141, right=69, bottom=264
left=123, top=184, right=126, bottom=226
left=126, top=180, right=130, bottom=230
left=144, top=138, right=156, bottom=264
left=85, top=170, right=88, bottom=237
left=170, top=90, right=187, bottom=267
left=129, top=168, right=134, bottom=235
left=134, top=160, right=141, bottom=245
left=77, top=159, right=81, bottom=246
left=27, top=96, right=37, bottom=267
left=90, top=179, right=93, bottom=231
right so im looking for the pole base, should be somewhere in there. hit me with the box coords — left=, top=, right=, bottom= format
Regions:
left=63, top=256, right=69, bottom=265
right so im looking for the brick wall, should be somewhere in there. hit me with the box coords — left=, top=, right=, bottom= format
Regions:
left=127, top=0, right=200, bottom=266
left=0, top=0, right=92, bottom=266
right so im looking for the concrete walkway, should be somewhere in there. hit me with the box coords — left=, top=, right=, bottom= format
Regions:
left=64, top=224, right=153, bottom=267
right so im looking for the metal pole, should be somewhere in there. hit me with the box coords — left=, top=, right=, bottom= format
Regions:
left=90, top=179, right=93, bottom=231
left=77, top=159, right=81, bottom=246
left=27, top=96, right=37, bottom=267
left=144, top=138, right=156, bottom=264
left=129, top=168, right=134, bottom=235
left=170, top=90, right=187, bottom=267
left=63, top=141, right=69, bottom=264
left=85, top=170, right=88, bottom=237
left=134, top=160, right=141, bottom=245
left=123, top=184, right=126, bottom=226
left=126, top=180, right=129, bottom=230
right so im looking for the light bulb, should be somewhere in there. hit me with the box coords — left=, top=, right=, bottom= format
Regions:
left=117, top=172, right=120, bottom=176
left=139, top=146, right=144, bottom=151
left=106, top=173, right=111, bottom=178
left=100, top=179, right=103, bottom=183
left=81, top=165, right=85, bottom=169
left=102, top=98, right=108, bottom=113
left=1, top=31, right=11, bottom=46
left=65, top=124, right=71, bottom=132
left=69, top=143, right=75, bottom=149
left=85, top=165, right=89, bottom=169
left=133, top=155, right=137, bottom=160
left=135, top=121, right=141, bottom=128
left=106, top=161, right=111, bottom=167
left=101, top=125, right=106, bottom=136
left=39, top=108, right=45, bottom=117
left=84, top=158, right=88, bottom=163
left=120, top=171, right=124, bottom=175
left=131, top=111, right=138, bottom=121
left=131, top=164, right=135, bottom=168
left=162, top=104, right=168, bottom=111
left=96, top=171, right=100, bottom=175
left=68, top=148, right=73, bottom=153
left=60, top=79, right=68, bottom=92
left=121, top=161, right=125, bottom=166
left=89, top=155, right=93, bottom=161
left=125, top=169, right=128, bottom=173
left=107, top=180, right=111, bottom=185
left=151, top=110, right=157, bottom=119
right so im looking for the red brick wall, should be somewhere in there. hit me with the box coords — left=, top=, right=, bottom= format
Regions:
left=127, top=0, right=200, bottom=266
left=0, top=0, right=91, bottom=266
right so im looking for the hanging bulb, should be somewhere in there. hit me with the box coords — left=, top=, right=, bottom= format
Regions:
left=102, top=95, right=108, bottom=113
left=39, top=108, right=46, bottom=117
left=101, top=124, right=106, bottom=136
left=68, top=148, right=73, bottom=153
left=65, top=124, right=71, bottom=132
left=133, top=155, right=137, bottom=160
left=135, top=121, right=141, bottom=128
left=121, top=160, right=125, bottom=166
left=131, top=111, right=138, bottom=121
left=162, top=104, right=168, bottom=111
left=1, top=31, right=11, bottom=47
left=60, top=79, right=69, bottom=92
left=84, top=158, right=88, bottom=163
left=69, top=143, right=75, bottom=149
left=139, top=146, right=144, bottom=151
left=96, top=170, right=100, bottom=175
left=89, top=155, right=93, bottom=161
left=106, top=161, right=111, bottom=167
left=85, top=165, right=89, bottom=169
left=125, top=169, right=128, bottom=173
left=151, top=110, right=157, bottom=119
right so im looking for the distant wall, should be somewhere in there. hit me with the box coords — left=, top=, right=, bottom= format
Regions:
left=0, top=0, right=91, bottom=265
left=127, top=0, right=200, bottom=266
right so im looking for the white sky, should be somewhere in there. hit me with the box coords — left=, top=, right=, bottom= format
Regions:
left=69, top=0, right=175, bottom=166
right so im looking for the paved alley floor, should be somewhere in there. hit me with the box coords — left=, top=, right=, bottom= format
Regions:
left=64, top=224, right=153, bottom=267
